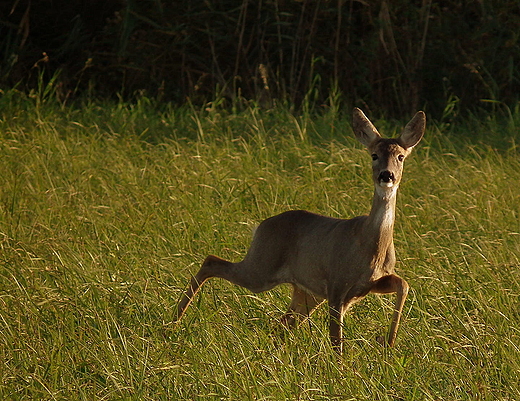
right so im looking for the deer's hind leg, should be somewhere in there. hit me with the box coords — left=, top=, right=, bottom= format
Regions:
left=281, top=285, right=324, bottom=327
left=175, top=253, right=284, bottom=324
left=175, top=255, right=233, bottom=323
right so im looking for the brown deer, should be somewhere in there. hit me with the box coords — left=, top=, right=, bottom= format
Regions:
left=175, top=108, right=425, bottom=353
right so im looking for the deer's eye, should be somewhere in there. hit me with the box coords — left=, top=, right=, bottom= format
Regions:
left=371, top=154, right=378, bottom=161
left=397, top=154, right=405, bottom=162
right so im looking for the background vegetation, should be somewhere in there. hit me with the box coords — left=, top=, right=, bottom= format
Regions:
left=1, top=0, right=519, bottom=399
left=1, top=0, right=520, bottom=117
left=0, top=90, right=519, bottom=399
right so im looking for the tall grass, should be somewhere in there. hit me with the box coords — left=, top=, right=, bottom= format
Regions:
left=0, top=92, right=519, bottom=399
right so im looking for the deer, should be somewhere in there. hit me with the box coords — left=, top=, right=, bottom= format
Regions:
left=174, top=108, right=425, bottom=354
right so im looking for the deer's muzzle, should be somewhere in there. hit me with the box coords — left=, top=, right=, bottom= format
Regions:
left=378, top=170, right=395, bottom=187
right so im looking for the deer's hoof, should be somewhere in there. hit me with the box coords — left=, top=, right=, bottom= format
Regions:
left=376, top=335, right=386, bottom=346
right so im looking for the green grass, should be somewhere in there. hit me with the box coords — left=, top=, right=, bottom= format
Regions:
left=0, top=92, right=519, bottom=400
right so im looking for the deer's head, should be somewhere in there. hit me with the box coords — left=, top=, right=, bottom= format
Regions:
left=352, top=108, right=425, bottom=196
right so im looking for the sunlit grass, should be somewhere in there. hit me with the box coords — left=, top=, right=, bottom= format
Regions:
left=0, top=94, right=519, bottom=399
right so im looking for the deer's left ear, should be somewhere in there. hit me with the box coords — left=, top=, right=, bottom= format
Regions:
left=398, top=111, right=426, bottom=149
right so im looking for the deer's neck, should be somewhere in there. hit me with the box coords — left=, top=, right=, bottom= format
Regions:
left=364, top=186, right=398, bottom=257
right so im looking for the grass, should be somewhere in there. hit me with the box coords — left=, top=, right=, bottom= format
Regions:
left=0, top=92, right=519, bottom=400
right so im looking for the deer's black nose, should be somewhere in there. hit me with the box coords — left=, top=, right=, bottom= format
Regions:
left=378, top=170, right=395, bottom=183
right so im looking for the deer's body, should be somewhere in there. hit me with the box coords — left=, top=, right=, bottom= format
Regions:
left=229, top=207, right=394, bottom=297
left=175, top=108, right=425, bottom=353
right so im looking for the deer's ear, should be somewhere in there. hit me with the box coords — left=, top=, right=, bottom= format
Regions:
left=399, top=111, right=425, bottom=149
left=353, top=108, right=381, bottom=147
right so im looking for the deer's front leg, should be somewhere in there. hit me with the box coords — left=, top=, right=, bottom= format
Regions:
left=370, top=274, right=409, bottom=346
left=329, top=303, right=344, bottom=354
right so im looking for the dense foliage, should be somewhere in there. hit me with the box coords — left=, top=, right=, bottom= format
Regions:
left=1, top=0, right=520, bottom=117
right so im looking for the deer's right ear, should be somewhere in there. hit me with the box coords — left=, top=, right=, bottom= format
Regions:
left=352, top=108, right=381, bottom=147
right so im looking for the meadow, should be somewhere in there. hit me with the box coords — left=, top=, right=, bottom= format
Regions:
left=0, top=92, right=519, bottom=400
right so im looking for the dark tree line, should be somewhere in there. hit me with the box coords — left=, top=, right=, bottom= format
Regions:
left=1, top=0, right=519, bottom=118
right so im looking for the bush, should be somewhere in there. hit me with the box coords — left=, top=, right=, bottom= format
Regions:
left=1, top=0, right=519, bottom=118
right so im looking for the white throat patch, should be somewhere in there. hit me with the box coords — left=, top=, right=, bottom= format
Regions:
left=376, top=183, right=398, bottom=199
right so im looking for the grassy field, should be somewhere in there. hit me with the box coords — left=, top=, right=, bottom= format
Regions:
left=0, top=92, right=519, bottom=400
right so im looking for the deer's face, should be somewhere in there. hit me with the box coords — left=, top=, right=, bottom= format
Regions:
left=352, top=108, right=425, bottom=196
left=369, top=139, right=410, bottom=191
